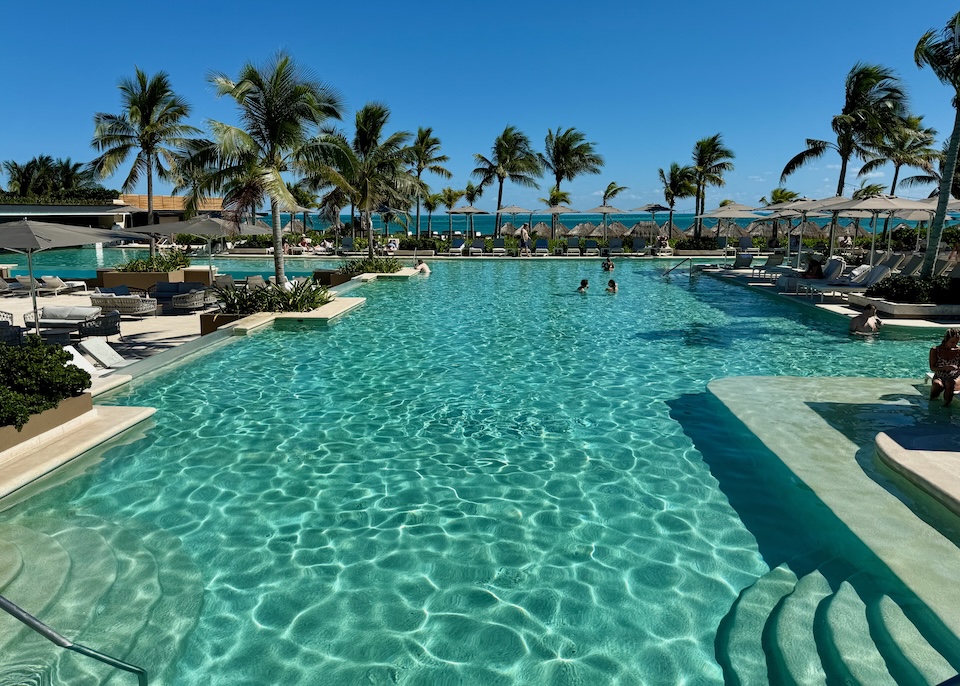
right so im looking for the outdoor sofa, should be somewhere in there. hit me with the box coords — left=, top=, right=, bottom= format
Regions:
left=23, top=305, right=101, bottom=331
left=91, top=288, right=158, bottom=318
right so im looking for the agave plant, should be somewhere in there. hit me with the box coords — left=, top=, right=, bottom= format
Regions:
left=213, top=280, right=331, bottom=315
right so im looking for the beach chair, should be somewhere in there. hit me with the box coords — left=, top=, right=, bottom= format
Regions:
left=584, top=240, right=600, bottom=257
left=934, top=257, right=953, bottom=277
left=214, top=274, right=236, bottom=288
left=892, top=254, right=923, bottom=277
left=608, top=238, right=624, bottom=256
left=737, top=237, right=756, bottom=254
left=724, top=254, right=754, bottom=270
left=15, top=275, right=45, bottom=292
left=750, top=254, right=784, bottom=279
left=469, top=239, right=485, bottom=256
left=566, top=237, right=581, bottom=256
left=245, top=275, right=268, bottom=290
left=876, top=252, right=905, bottom=271
left=0, top=313, right=23, bottom=344
left=632, top=238, right=647, bottom=256
left=807, top=265, right=892, bottom=301
left=0, top=279, right=25, bottom=297
left=492, top=238, right=507, bottom=256
left=78, top=338, right=135, bottom=368
left=448, top=239, right=465, bottom=256
left=534, top=239, right=550, bottom=256
left=40, top=275, right=87, bottom=295
left=63, top=345, right=105, bottom=378
left=338, top=236, right=355, bottom=255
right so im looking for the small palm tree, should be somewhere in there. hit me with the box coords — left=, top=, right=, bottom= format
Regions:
left=91, top=68, right=201, bottom=253
left=916, top=12, right=960, bottom=277
left=194, top=53, right=343, bottom=280
left=691, top=134, right=735, bottom=238
left=463, top=181, right=484, bottom=239
left=759, top=188, right=800, bottom=241
left=852, top=181, right=886, bottom=199
left=408, top=127, right=451, bottom=239
left=440, top=187, right=465, bottom=241
left=781, top=62, right=907, bottom=200
left=423, top=192, right=442, bottom=237
left=658, top=163, right=696, bottom=234
left=472, top=126, right=541, bottom=236
left=540, top=127, right=604, bottom=196
left=602, top=181, right=628, bottom=205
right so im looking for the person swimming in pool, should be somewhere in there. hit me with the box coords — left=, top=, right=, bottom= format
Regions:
left=414, top=259, right=430, bottom=275
left=602, top=258, right=615, bottom=272
left=606, top=279, right=618, bottom=293
left=577, top=279, right=589, bottom=293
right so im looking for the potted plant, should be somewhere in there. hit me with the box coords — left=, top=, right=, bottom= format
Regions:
left=200, top=280, right=333, bottom=335
left=100, top=250, right=191, bottom=291
left=0, top=337, right=93, bottom=451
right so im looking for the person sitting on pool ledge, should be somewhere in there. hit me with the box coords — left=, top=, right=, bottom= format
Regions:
left=606, top=279, right=617, bottom=293
left=577, top=279, right=589, bottom=293
left=602, top=258, right=614, bottom=272
left=930, top=328, right=960, bottom=407
left=414, top=259, right=430, bottom=275
left=849, top=304, right=881, bottom=335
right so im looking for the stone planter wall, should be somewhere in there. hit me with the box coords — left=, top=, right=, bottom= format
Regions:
left=200, top=313, right=245, bottom=336
left=0, top=393, right=93, bottom=453
left=101, top=270, right=184, bottom=292
left=313, top=270, right=353, bottom=287
left=848, top=294, right=960, bottom=319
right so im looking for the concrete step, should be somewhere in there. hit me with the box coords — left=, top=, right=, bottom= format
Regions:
left=765, top=569, right=832, bottom=685
left=818, top=580, right=896, bottom=686
left=716, top=563, right=798, bottom=685
left=868, top=595, right=955, bottom=686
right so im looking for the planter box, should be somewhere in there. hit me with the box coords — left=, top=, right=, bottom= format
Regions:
left=848, top=295, right=960, bottom=319
left=313, top=270, right=353, bottom=287
left=228, top=248, right=273, bottom=255
left=675, top=249, right=725, bottom=256
left=101, top=270, right=184, bottom=292
left=200, top=313, right=246, bottom=336
left=182, top=267, right=217, bottom=286
left=0, top=393, right=93, bottom=453
left=394, top=250, right=435, bottom=257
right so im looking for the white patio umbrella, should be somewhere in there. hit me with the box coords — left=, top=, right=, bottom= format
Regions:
left=0, top=219, right=148, bottom=330
left=539, top=205, right=579, bottom=239
left=152, top=215, right=266, bottom=282
left=448, top=205, right=489, bottom=241
left=496, top=205, right=535, bottom=237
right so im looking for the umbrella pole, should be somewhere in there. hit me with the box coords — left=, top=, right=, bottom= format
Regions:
left=869, top=213, right=878, bottom=266
left=28, top=250, right=38, bottom=334
left=796, top=213, right=805, bottom=269
left=208, top=239, right=214, bottom=285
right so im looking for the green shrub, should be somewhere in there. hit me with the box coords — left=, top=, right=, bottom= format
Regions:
left=115, top=249, right=191, bottom=272
left=400, top=237, right=446, bottom=252
left=213, top=281, right=332, bottom=315
left=0, top=337, right=91, bottom=430
left=235, top=235, right=275, bottom=248
left=174, top=233, right=205, bottom=245
left=336, top=257, right=403, bottom=276
left=674, top=236, right=719, bottom=250
left=865, top=275, right=960, bottom=304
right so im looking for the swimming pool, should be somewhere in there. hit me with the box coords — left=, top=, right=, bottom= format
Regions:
left=0, top=260, right=946, bottom=684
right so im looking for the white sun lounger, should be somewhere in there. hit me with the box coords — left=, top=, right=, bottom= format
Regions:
left=77, top=339, right=135, bottom=369
left=63, top=345, right=105, bottom=377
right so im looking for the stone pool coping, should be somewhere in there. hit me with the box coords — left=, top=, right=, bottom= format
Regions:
left=710, top=376, right=960, bottom=641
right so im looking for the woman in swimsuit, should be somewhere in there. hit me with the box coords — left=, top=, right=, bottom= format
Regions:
left=929, top=328, right=960, bottom=406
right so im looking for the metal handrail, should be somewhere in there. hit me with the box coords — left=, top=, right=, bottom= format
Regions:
left=663, top=257, right=692, bottom=276
left=0, top=594, right=147, bottom=685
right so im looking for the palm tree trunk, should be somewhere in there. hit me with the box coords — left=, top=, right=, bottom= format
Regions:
left=920, top=105, right=960, bottom=278
left=366, top=211, right=375, bottom=258
left=496, top=180, right=505, bottom=238
left=836, top=156, right=849, bottom=197
left=271, top=200, right=286, bottom=283
left=146, top=154, right=156, bottom=257
left=881, top=165, right=902, bottom=241
left=415, top=197, right=421, bottom=240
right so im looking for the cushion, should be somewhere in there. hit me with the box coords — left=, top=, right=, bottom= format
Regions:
left=180, top=282, right=205, bottom=294
left=41, top=306, right=79, bottom=320
left=99, top=285, right=131, bottom=296
left=155, top=282, right=180, bottom=295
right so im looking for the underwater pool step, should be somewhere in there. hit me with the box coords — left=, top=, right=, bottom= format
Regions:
left=0, top=524, right=72, bottom=655
left=765, top=569, right=831, bottom=685
left=0, top=535, right=24, bottom=591
left=868, top=594, right=955, bottom=686
left=715, top=563, right=798, bottom=685
left=817, top=580, right=897, bottom=686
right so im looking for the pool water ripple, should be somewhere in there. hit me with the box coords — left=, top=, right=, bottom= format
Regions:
left=2, top=260, right=937, bottom=684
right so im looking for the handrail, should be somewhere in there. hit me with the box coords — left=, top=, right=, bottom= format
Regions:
left=663, top=258, right=692, bottom=276
left=0, top=594, right=147, bottom=685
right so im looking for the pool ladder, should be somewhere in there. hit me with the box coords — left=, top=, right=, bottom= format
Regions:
left=663, top=257, right=693, bottom=277
left=0, top=593, right=148, bottom=685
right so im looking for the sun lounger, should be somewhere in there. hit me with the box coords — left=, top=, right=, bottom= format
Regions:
left=750, top=254, right=783, bottom=279
left=448, top=239, right=465, bottom=256
left=632, top=238, right=647, bottom=256
left=583, top=240, right=600, bottom=257
left=534, top=239, right=550, bottom=256
left=492, top=238, right=507, bottom=256
left=876, top=252, right=906, bottom=271
left=723, top=254, right=754, bottom=270
left=63, top=345, right=105, bottom=377
left=16, top=275, right=45, bottom=292
left=78, top=338, right=135, bottom=368
left=893, top=254, right=924, bottom=277
left=41, top=276, right=88, bottom=293
left=608, top=238, right=624, bottom=256
left=0, top=279, right=25, bottom=296
left=468, top=239, right=485, bottom=256
left=806, top=265, right=892, bottom=301
left=566, top=237, right=581, bottom=256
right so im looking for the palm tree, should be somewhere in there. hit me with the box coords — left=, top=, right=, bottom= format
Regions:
left=191, top=53, right=343, bottom=281
left=540, top=127, right=604, bottom=198
left=2, top=156, right=51, bottom=196
left=691, top=134, right=735, bottom=238
left=852, top=180, right=886, bottom=199
left=408, top=127, right=451, bottom=239
left=759, top=187, right=800, bottom=241
left=52, top=158, right=97, bottom=193
left=315, top=103, right=419, bottom=258
left=440, top=187, right=465, bottom=241
left=463, top=180, right=484, bottom=239
left=900, top=138, right=960, bottom=199
left=472, top=126, right=541, bottom=236
left=91, top=68, right=200, bottom=253
left=916, top=12, right=960, bottom=277
left=658, top=163, right=696, bottom=235
left=601, top=181, right=628, bottom=205
left=423, top=192, right=442, bottom=237
left=781, top=62, right=908, bottom=200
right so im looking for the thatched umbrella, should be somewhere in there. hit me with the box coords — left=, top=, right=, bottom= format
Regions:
left=628, top=221, right=660, bottom=238
left=531, top=221, right=552, bottom=237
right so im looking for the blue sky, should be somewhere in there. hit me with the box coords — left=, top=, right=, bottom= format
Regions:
left=2, top=0, right=955, bottom=214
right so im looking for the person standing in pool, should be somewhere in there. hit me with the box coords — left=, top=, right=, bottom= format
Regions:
left=930, top=328, right=960, bottom=407
left=414, top=259, right=430, bottom=275
left=606, top=279, right=618, bottom=293
left=848, top=304, right=881, bottom=334
left=602, top=258, right=615, bottom=272
left=577, top=279, right=589, bottom=293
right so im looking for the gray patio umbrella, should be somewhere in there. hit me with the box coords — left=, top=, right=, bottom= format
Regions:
left=696, top=207, right=763, bottom=241
left=825, top=195, right=932, bottom=264
left=449, top=205, right=489, bottom=240
left=539, top=205, right=578, bottom=239
left=585, top=204, right=625, bottom=240
left=0, top=219, right=148, bottom=331
left=153, top=215, right=266, bottom=281
left=496, top=205, right=534, bottom=237
left=632, top=203, right=671, bottom=227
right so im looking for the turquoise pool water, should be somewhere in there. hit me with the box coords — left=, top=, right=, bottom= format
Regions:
left=1, top=260, right=940, bottom=684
